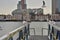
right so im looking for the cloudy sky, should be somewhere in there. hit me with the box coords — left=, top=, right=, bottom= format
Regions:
left=0, top=0, right=52, bottom=15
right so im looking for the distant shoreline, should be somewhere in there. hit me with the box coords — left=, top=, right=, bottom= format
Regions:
left=0, top=20, right=60, bottom=22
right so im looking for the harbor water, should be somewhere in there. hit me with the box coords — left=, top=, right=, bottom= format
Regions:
left=0, top=21, right=49, bottom=37
left=0, top=21, right=23, bottom=37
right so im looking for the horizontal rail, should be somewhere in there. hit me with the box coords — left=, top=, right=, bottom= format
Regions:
left=0, top=23, right=28, bottom=40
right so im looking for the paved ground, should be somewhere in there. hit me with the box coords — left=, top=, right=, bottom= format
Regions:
left=29, top=35, right=49, bottom=40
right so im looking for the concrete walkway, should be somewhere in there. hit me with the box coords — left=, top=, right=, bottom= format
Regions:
left=29, top=35, right=49, bottom=40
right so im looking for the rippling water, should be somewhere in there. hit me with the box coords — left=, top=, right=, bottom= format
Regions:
left=0, top=21, right=23, bottom=37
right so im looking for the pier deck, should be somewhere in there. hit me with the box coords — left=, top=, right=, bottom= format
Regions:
left=29, top=35, right=49, bottom=40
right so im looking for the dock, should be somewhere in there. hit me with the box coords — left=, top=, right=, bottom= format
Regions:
left=29, top=35, right=49, bottom=40
left=0, top=21, right=60, bottom=40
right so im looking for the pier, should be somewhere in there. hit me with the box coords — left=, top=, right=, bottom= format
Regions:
left=0, top=21, right=60, bottom=40
left=0, top=0, right=60, bottom=40
left=0, top=21, right=48, bottom=40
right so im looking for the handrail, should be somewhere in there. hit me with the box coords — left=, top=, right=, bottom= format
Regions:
left=0, top=23, right=28, bottom=40
left=48, top=21, right=60, bottom=31
left=48, top=21, right=60, bottom=40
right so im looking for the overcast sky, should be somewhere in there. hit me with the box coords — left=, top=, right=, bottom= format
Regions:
left=0, top=0, right=52, bottom=15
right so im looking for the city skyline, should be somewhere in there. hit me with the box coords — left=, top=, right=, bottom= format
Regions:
left=0, top=0, right=51, bottom=15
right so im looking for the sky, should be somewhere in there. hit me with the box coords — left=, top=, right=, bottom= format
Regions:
left=0, top=0, right=52, bottom=15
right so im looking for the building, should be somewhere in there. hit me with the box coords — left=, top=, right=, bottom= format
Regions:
left=12, top=0, right=27, bottom=20
left=17, top=1, right=22, bottom=10
left=12, top=0, right=27, bottom=15
left=37, top=8, right=43, bottom=14
left=34, top=14, right=48, bottom=21
left=27, top=8, right=43, bottom=14
left=0, top=15, right=6, bottom=20
left=52, top=0, right=60, bottom=14
left=12, top=1, right=23, bottom=15
left=27, top=8, right=43, bottom=21
left=5, top=15, right=22, bottom=20
left=21, top=0, right=27, bottom=9
left=50, top=14, right=60, bottom=21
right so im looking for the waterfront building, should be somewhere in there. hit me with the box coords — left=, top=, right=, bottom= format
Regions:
left=52, top=0, right=60, bottom=14
left=0, top=15, right=6, bottom=20
left=21, top=0, right=27, bottom=9
left=5, top=15, right=12, bottom=20
left=12, top=0, right=28, bottom=20
left=37, top=8, right=43, bottom=14
left=50, top=14, right=60, bottom=21
left=12, top=1, right=23, bottom=16
left=5, top=15, right=22, bottom=20
left=38, top=14, right=48, bottom=21
left=27, top=8, right=43, bottom=14
left=12, top=0, right=27, bottom=15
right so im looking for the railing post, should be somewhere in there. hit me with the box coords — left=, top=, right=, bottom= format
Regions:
left=8, top=37, right=13, bottom=40
left=58, top=31, right=60, bottom=40
left=56, top=30, right=59, bottom=40
left=24, top=26, right=28, bottom=40
left=48, top=24, right=50, bottom=36
left=27, top=23, right=30, bottom=36
left=18, top=30, right=23, bottom=40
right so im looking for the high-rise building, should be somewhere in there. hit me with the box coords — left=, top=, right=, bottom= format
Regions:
left=17, top=0, right=27, bottom=10
left=21, top=0, right=27, bottom=9
left=12, top=0, right=27, bottom=15
left=12, top=0, right=27, bottom=20
left=12, top=1, right=23, bottom=15
left=52, top=0, right=60, bottom=14
left=17, top=1, right=22, bottom=10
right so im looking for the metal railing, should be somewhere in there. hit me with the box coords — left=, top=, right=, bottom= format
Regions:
left=0, top=23, right=30, bottom=40
left=30, top=28, right=35, bottom=35
left=29, top=28, right=35, bottom=40
left=42, top=28, right=48, bottom=36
